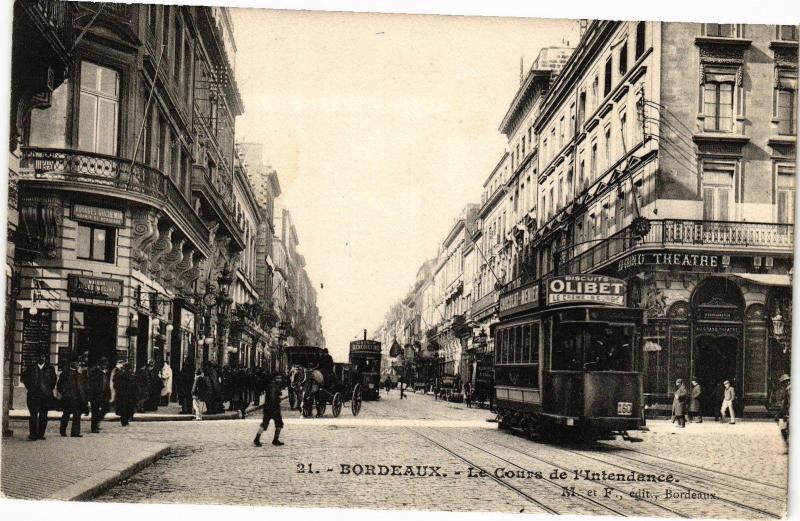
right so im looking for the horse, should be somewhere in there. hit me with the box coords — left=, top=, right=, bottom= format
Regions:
left=299, top=367, right=326, bottom=417
left=288, top=365, right=306, bottom=411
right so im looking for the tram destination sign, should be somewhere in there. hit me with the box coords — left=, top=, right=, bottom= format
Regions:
left=350, top=340, right=382, bottom=353
left=545, top=275, right=626, bottom=307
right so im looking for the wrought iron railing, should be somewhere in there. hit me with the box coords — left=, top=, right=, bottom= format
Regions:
left=19, top=146, right=209, bottom=244
left=25, top=0, right=74, bottom=49
left=559, top=219, right=794, bottom=275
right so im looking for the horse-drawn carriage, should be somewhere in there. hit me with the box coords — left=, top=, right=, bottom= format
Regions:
left=285, top=346, right=363, bottom=418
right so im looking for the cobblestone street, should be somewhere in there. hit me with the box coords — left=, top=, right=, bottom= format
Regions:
left=54, top=391, right=788, bottom=518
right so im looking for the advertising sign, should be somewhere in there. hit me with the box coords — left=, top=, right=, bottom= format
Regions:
left=71, top=204, right=125, bottom=227
left=545, top=274, right=626, bottom=307
left=498, top=282, right=540, bottom=317
left=67, top=274, right=124, bottom=301
left=350, top=340, right=382, bottom=353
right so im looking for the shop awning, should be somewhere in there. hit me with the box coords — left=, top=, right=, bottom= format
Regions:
left=733, top=273, right=792, bottom=286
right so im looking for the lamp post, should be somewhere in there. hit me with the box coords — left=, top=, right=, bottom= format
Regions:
left=216, top=266, right=234, bottom=366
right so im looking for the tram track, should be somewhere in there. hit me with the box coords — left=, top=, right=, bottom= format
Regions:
left=487, top=431, right=783, bottom=519
left=444, top=431, right=689, bottom=518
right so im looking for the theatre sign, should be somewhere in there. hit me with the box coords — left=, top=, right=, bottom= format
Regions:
left=545, top=274, right=627, bottom=307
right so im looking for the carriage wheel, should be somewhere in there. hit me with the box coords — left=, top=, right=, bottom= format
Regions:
left=351, top=384, right=362, bottom=416
left=332, top=392, right=343, bottom=418
left=301, top=396, right=313, bottom=418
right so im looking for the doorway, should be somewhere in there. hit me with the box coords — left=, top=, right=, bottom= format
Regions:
left=695, top=335, right=738, bottom=417
left=70, top=305, right=118, bottom=365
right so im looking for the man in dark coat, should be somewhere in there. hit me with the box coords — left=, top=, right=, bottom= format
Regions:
left=87, top=357, right=112, bottom=433
left=319, top=348, right=335, bottom=387
left=57, top=357, right=88, bottom=437
left=254, top=374, right=284, bottom=446
left=114, top=363, right=137, bottom=426
left=672, top=379, right=688, bottom=428
left=207, top=363, right=223, bottom=414
left=22, top=352, right=57, bottom=440
left=135, top=364, right=150, bottom=413
left=688, top=377, right=702, bottom=423
left=145, top=359, right=162, bottom=411
left=177, top=358, right=195, bottom=414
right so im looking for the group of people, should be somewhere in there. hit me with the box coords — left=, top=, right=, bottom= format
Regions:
left=672, top=377, right=738, bottom=427
left=22, top=352, right=145, bottom=439
left=184, top=362, right=273, bottom=420
left=672, top=375, right=791, bottom=450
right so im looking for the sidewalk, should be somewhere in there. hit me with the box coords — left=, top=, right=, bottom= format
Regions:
left=9, top=386, right=265, bottom=422
left=1, top=424, right=170, bottom=500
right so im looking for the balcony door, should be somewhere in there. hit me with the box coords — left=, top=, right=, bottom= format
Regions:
left=702, top=162, right=735, bottom=222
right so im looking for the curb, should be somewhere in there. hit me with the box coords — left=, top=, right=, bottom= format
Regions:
left=9, top=403, right=265, bottom=422
left=47, top=444, right=171, bottom=501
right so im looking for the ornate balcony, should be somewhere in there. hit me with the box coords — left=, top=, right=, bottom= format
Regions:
left=18, top=146, right=210, bottom=255
left=19, top=0, right=73, bottom=59
left=559, top=219, right=794, bottom=275
left=470, top=291, right=498, bottom=322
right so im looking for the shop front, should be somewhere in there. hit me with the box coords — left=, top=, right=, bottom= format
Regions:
left=603, top=250, right=792, bottom=416
left=66, top=274, right=123, bottom=365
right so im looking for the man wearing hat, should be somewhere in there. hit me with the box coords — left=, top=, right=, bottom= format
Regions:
left=672, top=379, right=688, bottom=428
left=688, top=377, right=702, bottom=423
left=87, top=357, right=112, bottom=433
left=721, top=379, right=736, bottom=424
left=57, top=356, right=88, bottom=437
left=22, top=352, right=57, bottom=440
left=775, top=374, right=790, bottom=451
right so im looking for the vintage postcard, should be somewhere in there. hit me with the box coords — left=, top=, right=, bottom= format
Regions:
left=0, top=1, right=796, bottom=519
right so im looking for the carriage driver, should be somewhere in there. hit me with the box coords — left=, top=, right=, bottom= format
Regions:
left=319, top=348, right=335, bottom=388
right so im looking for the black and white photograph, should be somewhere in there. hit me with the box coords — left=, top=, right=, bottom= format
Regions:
left=0, top=0, right=798, bottom=519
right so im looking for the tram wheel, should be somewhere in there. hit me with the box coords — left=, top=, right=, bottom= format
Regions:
left=332, top=392, right=343, bottom=417
left=351, top=384, right=362, bottom=416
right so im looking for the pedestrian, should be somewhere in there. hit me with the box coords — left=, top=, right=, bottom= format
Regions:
left=688, top=377, right=702, bottom=423
left=159, top=360, right=173, bottom=406
left=87, top=357, right=112, bottom=433
left=254, top=374, right=284, bottom=447
left=384, top=374, right=392, bottom=394
left=464, top=380, right=473, bottom=408
left=721, top=379, right=736, bottom=424
left=192, top=367, right=208, bottom=420
left=177, top=358, right=195, bottom=414
left=713, top=380, right=725, bottom=422
left=775, top=374, right=790, bottom=453
left=135, top=364, right=150, bottom=413
left=206, top=362, right=223, bottom=414
left=108, top=359, right=124, bottom=406
left=146, top=359, right=163, bottom=411
left=672, top=379, right=688, bottom=428
left=399, top=375, right=406, bottom=399
left=22, top=352, right=57, bottom=441
left=57, top=356, right=88, bottom=437
left=114, top=363, right=137, bottom=426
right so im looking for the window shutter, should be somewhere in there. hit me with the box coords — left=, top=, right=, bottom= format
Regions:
left=703, top=187, right=715, bottom=220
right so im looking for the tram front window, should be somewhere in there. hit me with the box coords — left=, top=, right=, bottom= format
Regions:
left=552, top=324, right=634, bottom=371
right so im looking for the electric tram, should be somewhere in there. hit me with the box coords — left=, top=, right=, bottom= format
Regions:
left=494, top=274, right=644, bottom=439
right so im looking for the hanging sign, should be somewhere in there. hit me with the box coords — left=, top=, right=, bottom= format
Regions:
left=545, top=274, right=627, bottom=307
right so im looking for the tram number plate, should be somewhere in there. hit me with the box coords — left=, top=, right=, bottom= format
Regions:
left=617, top=402, right=633, bottom=416
left=369, top=384, right=375, bottom=389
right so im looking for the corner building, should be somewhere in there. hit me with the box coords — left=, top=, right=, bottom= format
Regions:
left=9, top=3, right=247, bottom=376
left=522, top=21, right=795, bottom=416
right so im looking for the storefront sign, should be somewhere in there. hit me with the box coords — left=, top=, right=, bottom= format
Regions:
left=350, top=340, right=382, bottom=354
left=546, top=275, right=626, bottom=306
left=67, top=274, right=123, bottom=301
left=499, top=282, right=540, bottom=316
left=71, top=204, right=125, bottom=227
left=617, top=252, right=719, bottom=272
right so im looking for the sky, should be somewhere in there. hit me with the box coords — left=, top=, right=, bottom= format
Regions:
left=231, top=8, right=580, bottom=361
